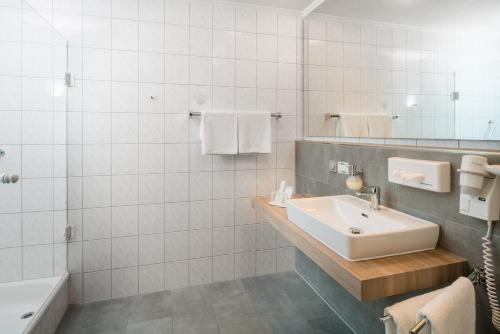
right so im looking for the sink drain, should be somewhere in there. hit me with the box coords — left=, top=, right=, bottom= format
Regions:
left=21, top=312, right=34, bottom=320
left=349, top=227, right=362, bottom=235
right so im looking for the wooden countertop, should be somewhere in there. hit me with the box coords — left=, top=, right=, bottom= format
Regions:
left=252, top=196, right=467, bottom=301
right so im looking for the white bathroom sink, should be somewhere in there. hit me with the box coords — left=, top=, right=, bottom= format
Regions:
left=286, top=195, right=439, bottom=261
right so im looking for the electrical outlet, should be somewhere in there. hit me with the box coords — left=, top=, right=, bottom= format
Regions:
left=337, top=162, right=351, bottom=175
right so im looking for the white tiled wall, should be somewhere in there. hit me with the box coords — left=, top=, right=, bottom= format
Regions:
left=30, top=0, right=303, bottom=304
left=455, top=60, right=500, bottom=140
left=304, top=14, right=500, bottom=140
left=0, top=1, right=68, bottom=284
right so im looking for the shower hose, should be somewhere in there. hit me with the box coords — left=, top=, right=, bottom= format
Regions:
left=483, top=220, right=500, bottom=330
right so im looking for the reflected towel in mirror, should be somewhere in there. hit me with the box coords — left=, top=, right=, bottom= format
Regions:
left=368, top=114, right=393, bottom=138
left=338, top=114, right=369, bottom=137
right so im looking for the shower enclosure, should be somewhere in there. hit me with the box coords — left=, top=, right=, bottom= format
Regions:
left=0, top=1, right=69, bottom=332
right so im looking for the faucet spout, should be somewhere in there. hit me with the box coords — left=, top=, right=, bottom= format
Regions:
left=356, top=186, right=381, bottom=210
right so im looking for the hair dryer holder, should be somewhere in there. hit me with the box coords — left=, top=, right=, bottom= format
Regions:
left=458, top=156, right=500, bottom=221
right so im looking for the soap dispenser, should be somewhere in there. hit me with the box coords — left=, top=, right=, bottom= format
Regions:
left=346, top=166, right=363, bottom=191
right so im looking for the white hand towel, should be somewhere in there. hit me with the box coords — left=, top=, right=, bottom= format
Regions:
left=417, top=277, right=475, bottom=334
left=338, top=114, right=369, bottom=137
left=368, top=114, right=392, bottom=138
left=384, top=289, right=442, bottom=334
left=238, top=111, right=272, bottom=154
left=200, top=110, right=238, bottom=155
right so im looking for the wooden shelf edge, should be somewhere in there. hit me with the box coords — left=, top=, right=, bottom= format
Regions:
left=253, top=196, right=468, bottom=301
left=360, top=261, right=468, bottom=300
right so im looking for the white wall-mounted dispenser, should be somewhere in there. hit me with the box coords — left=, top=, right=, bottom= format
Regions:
left=388, top=157, right=450, bottom=192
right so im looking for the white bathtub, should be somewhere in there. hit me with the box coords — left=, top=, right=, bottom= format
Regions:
left=0, top=274, right=69, bottom=334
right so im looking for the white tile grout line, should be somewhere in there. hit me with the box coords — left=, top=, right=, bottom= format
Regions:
left=161, top=0, right=167, bottom=295
left=107, top=0, right=113, bottom=302
left=136, top=0, right=140, bottom=297
left=51, top=6, right=56, bottom=279
left=19, top=2, right=24, bottom=282
left=187, top=0, right=192, bottom=287
left=210, top=3, right=216, bottom=285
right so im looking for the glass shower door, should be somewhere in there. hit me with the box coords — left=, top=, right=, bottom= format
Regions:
left=0, top=1, right=68, bottom=283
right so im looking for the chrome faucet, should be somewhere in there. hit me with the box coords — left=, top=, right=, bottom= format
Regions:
left=356, top=186, right=381, bottom=210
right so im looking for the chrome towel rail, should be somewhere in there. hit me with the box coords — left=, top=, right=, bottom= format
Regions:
left=380, top=316, right=426, bottom=334
left=380, top=268, right=483, bottom=334
left=380, top=314, right=430, bottom=334
left=325, top=113, right=399, bottom=120
left=189, top=111, right=282, bottom=119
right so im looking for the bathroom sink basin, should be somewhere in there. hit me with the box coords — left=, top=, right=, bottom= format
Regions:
left=286, top=195, right=439, bottom=261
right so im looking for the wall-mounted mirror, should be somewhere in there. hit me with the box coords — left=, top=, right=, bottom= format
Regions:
left=303, top=0, right=500, bottom=140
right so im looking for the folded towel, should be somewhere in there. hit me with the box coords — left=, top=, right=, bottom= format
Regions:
left=417, top=277, right=475, bottom=334
left=238, top=111, right=272, bottom=154
left=384, top=289, right=442, bottom=334
left=200, top=110, right=238, bottom=155
left=368, top=114, right=392, bottom=138
left=338, top=114, right=369, bottom=137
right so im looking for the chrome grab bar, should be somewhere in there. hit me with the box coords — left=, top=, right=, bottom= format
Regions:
left=380, top=316, right=427, bottom=334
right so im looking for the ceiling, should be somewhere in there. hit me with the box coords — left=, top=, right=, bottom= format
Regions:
left=227, top=0, right=315, bottom=12
left=314, top=0, right=500, bottom=35
left=229, top=0, right=500, bottom=35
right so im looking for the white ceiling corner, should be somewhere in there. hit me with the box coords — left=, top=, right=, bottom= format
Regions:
left=302, top=0, right=325, bottom=17
left=226, top=0, right=318, bottom=13
left=229, top=0, right=500, bottom=34
left=314, top=0, right=500, bottom=35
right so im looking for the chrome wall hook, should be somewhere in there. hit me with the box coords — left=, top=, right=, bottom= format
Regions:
left=0, top=148, right=5, bottom=158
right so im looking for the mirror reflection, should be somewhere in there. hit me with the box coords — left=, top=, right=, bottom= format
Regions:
left=303, top=0, right=500, bottom=140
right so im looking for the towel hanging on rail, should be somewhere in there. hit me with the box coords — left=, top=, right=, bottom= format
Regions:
left=383, top=289, right=442, bottom=334
left=238, top=111, right=272, bottom=154
left=382, top=276, right=475, bottom=334
left=416, top=277, right=475, bottom=334
left=200, top=110, right=238, bottom=155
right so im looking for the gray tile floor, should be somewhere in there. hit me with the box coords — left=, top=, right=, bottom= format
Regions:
left=56, top=271, right=353, bottom=334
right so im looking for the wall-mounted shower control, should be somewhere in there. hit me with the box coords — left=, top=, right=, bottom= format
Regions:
left=1, top=174, right=19, bottom=184
left=0, top=148, right=20, bottom=184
